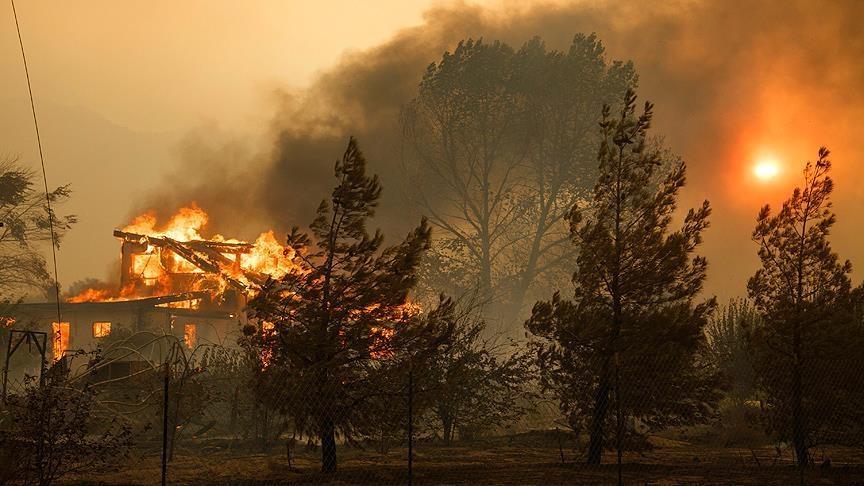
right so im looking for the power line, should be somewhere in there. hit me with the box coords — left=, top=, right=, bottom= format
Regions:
left=10, top=0, right=63, bottom=325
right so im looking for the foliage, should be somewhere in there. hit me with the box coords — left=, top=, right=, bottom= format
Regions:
left=248, top=137, right=445, bottom=472
left=0, top=364, right=132, bottom=485
left=402, top=35, right=636, bottom=329
left=232, top=325, right=299, bottom=449
left=747, top=147, right=864, bottom=464
left=0, top=157, right=76, bottom=297
left=417, top=295, right=534, bottom=444
left=526, top=89, right=719, bottom=464
left=705, top=298, right=761, bottom=404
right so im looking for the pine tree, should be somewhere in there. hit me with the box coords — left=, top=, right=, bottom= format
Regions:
left=526, top=89, right=718, bottom=464
left=248, top=137, right=432, bottom=473
left=748, top=147, right=864, bottom=467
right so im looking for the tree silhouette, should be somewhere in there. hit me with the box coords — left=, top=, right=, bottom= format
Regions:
left=527, top=89, right=718, bottom=464
left=748, top=147, right=864, bottom=466
left=402, top=35, right=635, bottom=331
left=248, top=138, right=433, bottom=473
left=419, top=295, right=533, bottom=444
left=705, top=299, right=761, bottom=406
left=0, top=157, right=76, bottom=297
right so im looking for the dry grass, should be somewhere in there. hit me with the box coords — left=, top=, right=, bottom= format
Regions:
left=64, top=432, right=864, bottom=485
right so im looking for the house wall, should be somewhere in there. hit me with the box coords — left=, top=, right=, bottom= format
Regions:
left=9, top=304, right=244, bottom=362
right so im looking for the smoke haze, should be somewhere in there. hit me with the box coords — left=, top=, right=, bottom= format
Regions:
left=5, top=0, right=864, bottom=300
left=162, top=0, right=864, bottom=301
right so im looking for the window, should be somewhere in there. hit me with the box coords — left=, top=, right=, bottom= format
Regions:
left=52, top=322, right=70, bottom=361
left=183, top=324, right=197, bottom=349
left=92, top=322, right=111, bottom=338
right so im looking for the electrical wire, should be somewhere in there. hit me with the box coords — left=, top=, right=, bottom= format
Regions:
left=10, top=0, right=63, bottom=325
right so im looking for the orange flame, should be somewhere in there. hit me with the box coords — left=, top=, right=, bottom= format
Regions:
left=68, top=205, right=298, bottom=303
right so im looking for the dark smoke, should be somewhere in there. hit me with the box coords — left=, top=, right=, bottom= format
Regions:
left=138, top=0, right=864, bottom=299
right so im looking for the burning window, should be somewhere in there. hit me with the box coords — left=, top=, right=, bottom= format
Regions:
left=52, top=322, right=70, bottom=361
left=92, top=321, right=111, bottom=338
left=184, top=324, right=197, bottom=349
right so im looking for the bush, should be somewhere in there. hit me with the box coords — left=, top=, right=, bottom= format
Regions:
left=0, top=363, right=132, bottom=484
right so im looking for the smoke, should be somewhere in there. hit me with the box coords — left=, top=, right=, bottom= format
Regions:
left=140, top=0, right=864, bottom=299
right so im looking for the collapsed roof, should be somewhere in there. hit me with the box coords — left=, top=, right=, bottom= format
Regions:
left=114, top=229, right=270, bottom=293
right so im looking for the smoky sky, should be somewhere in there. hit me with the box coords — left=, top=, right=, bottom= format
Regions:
left=138, top=0, right=864, bottom=301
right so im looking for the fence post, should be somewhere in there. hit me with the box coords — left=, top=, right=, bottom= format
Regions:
left=615, top=353, right=622, bottom=486
left=556, top=427, right=564, bottom=464
left=2, top=331, right=12, bottom=402
left=161, top=361, right=170, bottom=486
left=407, top=361, right=414, bottom=486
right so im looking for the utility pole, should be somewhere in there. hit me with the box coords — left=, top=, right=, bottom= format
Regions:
left=2, top=330, right=47, bottom=401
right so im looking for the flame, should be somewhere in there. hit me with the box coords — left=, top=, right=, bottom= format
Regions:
left=68, top=205, right=299, bottom=304
left=67, top=288, right=114, bottom=303
left=68, top=283, right=138, bottom=303
left=244, top=231, right=297, bottom=277
left=123, top=205, right=208, bottom=241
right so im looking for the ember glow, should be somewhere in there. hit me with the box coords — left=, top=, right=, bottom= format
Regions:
left=68, top=205, right=298, bottom=303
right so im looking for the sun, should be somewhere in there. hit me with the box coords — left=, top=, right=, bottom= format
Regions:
left=753, top=156, right=780, bottom=181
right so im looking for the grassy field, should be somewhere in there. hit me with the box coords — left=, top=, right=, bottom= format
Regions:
left=69, top=432, right=864, bottom=485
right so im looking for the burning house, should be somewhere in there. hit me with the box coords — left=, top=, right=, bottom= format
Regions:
left=9, top=206, right=295, bottom=366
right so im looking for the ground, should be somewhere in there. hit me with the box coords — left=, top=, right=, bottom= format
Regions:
left=67, top=432, right=864, bottom=485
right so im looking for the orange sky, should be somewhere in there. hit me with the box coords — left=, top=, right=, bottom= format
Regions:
left=1, top=0, right=863, bottom=302
left=0, top=0, right=443, bottom=286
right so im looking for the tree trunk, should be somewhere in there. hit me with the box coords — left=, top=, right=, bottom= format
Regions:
left=587, top=357, right=612, bottom=464
left=792, top=323, right=808, bottom=468
left=506, top=198, right=553, bottom=332
left=320, top=417, right=337, bottom=473
left=442, top=415, right=454, bottom=446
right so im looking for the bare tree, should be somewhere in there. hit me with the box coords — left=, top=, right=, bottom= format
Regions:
left=402, top=35, right=635, bottom=330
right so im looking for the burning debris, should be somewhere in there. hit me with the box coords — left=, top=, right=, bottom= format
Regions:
left=1, top=205, right=300, bottom=365
left=69, top=205, right=298, bottom=305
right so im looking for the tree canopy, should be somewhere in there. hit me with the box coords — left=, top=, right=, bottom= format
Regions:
left=0, top=157, right=76, bottom=298
left=748, top=147, right=864, bottom=465
left=527, top=89, right=719, bottom=464
left=402, top=35, right=636, bottom=331
left=247, top=137, right=444, bottom=472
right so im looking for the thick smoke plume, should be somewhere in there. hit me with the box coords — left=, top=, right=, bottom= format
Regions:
left=139, top=0, right=864, bottom=299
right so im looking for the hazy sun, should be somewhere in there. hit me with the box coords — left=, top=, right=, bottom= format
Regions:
left=753, top=156, right=780, bottom=181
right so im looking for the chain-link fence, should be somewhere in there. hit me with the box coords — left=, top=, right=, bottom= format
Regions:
left=1, top=318, right=863, bottom=485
